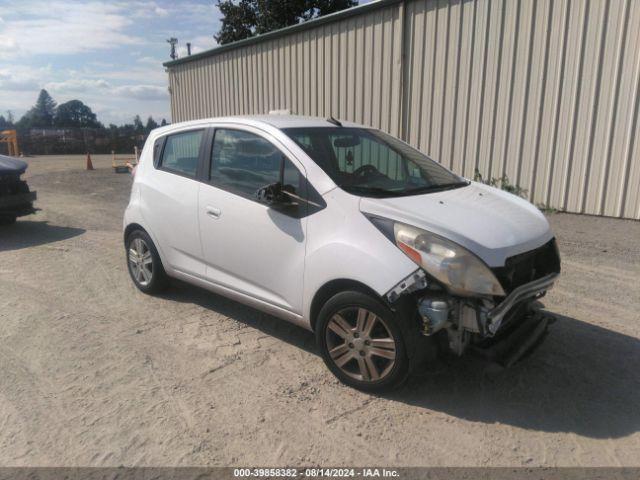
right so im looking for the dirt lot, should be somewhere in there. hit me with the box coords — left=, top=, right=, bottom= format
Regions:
left=1, top=154, right=639, bottom=467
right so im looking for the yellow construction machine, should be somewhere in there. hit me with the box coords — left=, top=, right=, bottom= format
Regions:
left=0, top=130, right=19, bottom=156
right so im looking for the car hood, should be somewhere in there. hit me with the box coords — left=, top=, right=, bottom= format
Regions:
left=0, top=155, right=28, bottom=175
left=359, top=182, right=553, bottom=267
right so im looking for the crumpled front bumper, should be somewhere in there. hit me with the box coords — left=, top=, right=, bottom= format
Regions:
left=416, top=271, right=559, bottom=361
left=486, top=273, right=559, bottom=335
left=472, top=307, right=554, bottom=367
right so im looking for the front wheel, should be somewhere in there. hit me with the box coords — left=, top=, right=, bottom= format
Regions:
left=316, top=291, right=410, bottom=392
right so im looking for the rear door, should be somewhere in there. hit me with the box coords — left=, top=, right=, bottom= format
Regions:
left=141, top=128, right=207, bottom=276
left=197, top=125, right=310, bottom=314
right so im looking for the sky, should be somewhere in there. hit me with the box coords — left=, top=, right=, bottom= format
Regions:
left=0, top=0, right=372, bottom=126
left=0, top=1, right=223, bottom=125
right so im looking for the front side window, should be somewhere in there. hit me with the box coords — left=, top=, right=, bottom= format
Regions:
left=210, top=129, right=302, bottom=199
left=283, top=127, right=467, bottom=198
left=160, top=129, right=203, bottom=177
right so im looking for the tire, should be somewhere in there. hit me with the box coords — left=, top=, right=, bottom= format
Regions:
left=0, top=216, right=17, bottom=225
left=316, top=291, right=412, bottom=392
left=125, top=229, right=169, bottom=294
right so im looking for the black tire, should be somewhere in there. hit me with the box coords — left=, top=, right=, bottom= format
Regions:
left=0, top=216, right=17, bottom=225
left=125, top=229, right=169, bottom=294
left=316, top=291, right=412, bottom=392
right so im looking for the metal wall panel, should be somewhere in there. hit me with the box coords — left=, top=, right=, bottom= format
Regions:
left=167, top=0, right=640, bottom=219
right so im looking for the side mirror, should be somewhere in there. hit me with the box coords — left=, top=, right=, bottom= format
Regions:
left=256, top=182, right=289, bottom=205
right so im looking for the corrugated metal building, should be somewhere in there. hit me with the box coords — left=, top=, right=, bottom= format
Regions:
left=164, top=0, right=640, bottom=219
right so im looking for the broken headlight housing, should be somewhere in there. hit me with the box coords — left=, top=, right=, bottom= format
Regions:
left=369, top=217, right=505, bottom=297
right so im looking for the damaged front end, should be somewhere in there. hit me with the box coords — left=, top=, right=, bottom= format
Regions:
left=386, top=239, right=561, bottom=366
left=0, top=155, right=37, bottom=224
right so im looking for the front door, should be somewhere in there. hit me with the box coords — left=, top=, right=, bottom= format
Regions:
left=197, top=126, right=308, bottom=314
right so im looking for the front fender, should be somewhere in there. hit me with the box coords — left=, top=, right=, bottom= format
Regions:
left=302, top=189, right=417, bottom=323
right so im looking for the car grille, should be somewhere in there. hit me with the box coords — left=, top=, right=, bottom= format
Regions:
left=492, top=238, right=561, bottom=294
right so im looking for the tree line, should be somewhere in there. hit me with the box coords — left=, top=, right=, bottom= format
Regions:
left=0, top=89, right=168, bottom=156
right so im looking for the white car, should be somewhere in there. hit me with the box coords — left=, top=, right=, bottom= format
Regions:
left=124, top=115, right=560, bottom=391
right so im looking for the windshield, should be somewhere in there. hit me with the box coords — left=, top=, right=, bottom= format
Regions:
left=282, top=127, right=468, bottom=197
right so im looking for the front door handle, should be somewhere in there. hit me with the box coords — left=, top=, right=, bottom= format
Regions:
left=206, top=206, right=222, bottom=219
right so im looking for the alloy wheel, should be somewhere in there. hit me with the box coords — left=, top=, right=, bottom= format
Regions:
left=128, top=237, right=153, bottom=286
left=325, top=307, right=397, bottom=382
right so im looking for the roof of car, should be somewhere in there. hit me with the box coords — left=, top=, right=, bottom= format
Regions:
left=241, top=115, right=364, bottom=129
left=152, top=115, right=366, bottom=135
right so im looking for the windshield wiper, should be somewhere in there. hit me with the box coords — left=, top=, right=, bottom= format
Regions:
left=402, top=181, right=470, bottom=195
left=342, top=181, right=469, bottom=197
left=341, top=185, right=405, bottom=197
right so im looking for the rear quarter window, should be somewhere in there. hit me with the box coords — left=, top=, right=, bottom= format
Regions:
left=159, top=130, right=204, bottom=177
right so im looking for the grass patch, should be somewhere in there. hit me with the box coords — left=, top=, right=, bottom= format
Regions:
left=536, top=203, right=559, bottom=214
left=473, top=169, right=528, bottom=199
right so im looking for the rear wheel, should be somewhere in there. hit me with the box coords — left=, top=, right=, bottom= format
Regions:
left=125, top=229, right=168, bottom=294
left=316, top=291, right=410, bottom=392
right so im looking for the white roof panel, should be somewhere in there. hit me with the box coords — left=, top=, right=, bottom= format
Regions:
left=152, top=115, right=368, bottom=135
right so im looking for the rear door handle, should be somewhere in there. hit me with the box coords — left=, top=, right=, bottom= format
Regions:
left=206, top=206, right=222, bottom=219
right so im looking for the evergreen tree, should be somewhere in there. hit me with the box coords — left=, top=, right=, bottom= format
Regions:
left=16, top=90, right=57, bottom=129
left=145, top=116, right=159, bottom=132
left=133, top=115, right=144, bottom=133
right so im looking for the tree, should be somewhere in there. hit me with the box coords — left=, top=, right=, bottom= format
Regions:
left=214, top=0, right=357, bottom=44
left=133, top=115, right=144, bottom=133
left=252, top=0, right=305, bottom=35
left=0, top=110, right=14, bottom=131
left=314, top=0, right=359, bottom=16
left=214, top=0, right=256, bottom=44
left=145, top=116, right=159, bottom=132
left=18, top=89, right=57, bottom=129
left=160, top=118, right=168, bottom=126
left=54, top=100, right=102, bottom=128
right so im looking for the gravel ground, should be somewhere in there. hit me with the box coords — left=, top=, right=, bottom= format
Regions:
left=1, top=155, right=639, bottom=467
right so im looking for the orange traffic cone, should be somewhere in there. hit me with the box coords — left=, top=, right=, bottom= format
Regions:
left=86, top=153, right=94, bottom=171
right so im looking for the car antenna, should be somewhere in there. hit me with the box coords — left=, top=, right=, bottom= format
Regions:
left=326, top=116, right=342, bottom=127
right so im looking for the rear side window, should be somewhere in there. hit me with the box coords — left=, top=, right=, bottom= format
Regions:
left=159, top=129, right=203, bottom=177
left=210, top=129, right=302, bottom=199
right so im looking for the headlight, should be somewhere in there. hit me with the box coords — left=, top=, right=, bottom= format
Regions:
left=394, top=223, right=505, bottom=296
left=369, top=218, right=505, bottom=297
